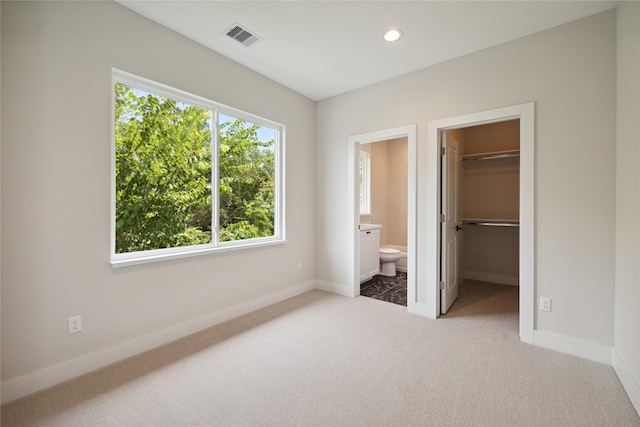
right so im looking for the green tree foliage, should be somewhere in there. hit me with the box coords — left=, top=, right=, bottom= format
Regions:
left=218, top=117, right=275, bottom=242
left=115, top=83, right=275, bottom=254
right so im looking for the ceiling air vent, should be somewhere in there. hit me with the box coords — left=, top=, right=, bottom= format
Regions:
left=225, top=23, right=262, bottom=48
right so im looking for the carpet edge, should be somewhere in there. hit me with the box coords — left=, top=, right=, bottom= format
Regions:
left=1, top=280, right=318, bottom=405
left=613, top=349, right=640, bottom=417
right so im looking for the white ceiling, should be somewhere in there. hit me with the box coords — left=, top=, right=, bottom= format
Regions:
left=117, top=1, right=618, bottom=101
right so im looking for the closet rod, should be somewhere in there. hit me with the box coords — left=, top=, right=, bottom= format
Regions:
left=464, top=222, right=519, bottom=227
left=461, top=219, right=519, bottom=227
left=461, top=150, right=520, bottom=162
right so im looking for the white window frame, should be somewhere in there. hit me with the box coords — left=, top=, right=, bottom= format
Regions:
left=359, top=151, right=371, bottom=215
left=111, top=69, right=285, bottom=267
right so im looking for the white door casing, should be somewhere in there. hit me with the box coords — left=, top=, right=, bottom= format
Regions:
left=427, top=102, right=534, bottom=344
left=348, top=125, right=417, bottom=309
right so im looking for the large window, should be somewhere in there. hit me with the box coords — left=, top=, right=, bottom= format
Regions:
left=112, top=70, right=284, bottom=266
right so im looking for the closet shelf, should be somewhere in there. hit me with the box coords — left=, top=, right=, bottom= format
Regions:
left=462, top=218, right=519, bottom=227
left=462, top=149, right=520, bottom=166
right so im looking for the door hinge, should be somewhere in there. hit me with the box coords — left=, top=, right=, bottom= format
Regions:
left=440, top=214, right=446, bottom=223
left=440, top=146, right=446, bottom=156
left=439, top=281, right=445, bottom=290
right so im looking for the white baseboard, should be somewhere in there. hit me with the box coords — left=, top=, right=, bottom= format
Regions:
left=1, top=280, right=317, bottom=404
left=532, top=330, right=612, bottom=365
left=532, top=333, right=639, bottom=416
left=5, top=281, right=636, bottom=419
left=314, top=280, right=354, bottom=297
left=612, top=350, right=640, bottom=417
left=465, top=271, right=518, bottom=286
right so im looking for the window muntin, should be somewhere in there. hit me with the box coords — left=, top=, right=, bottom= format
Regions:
left=112, top=70, right=284, bottom=266
left=359, top=151, right=371, bottom=215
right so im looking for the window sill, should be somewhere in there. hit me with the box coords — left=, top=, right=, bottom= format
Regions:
left=111, top=238, right=287, bottom=268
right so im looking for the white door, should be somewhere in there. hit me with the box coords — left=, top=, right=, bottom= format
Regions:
left=441, top=131, right=460, bottom=314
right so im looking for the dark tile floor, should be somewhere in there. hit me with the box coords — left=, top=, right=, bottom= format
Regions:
left=360, top=272, right=407, bottom=306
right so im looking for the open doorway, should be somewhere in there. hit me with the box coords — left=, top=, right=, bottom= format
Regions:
left=440, top=120, right=521, bottom=318
left=346, top=103, right=533, bottom=344
left=428, top=103, right=534, bottom=344
left=359, top=137, right=409, bottom=306
left=348, top=125, right=417, bottom=313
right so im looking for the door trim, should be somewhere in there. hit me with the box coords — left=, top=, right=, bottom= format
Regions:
left=427, top=103, right=535, bottom=344
left=348, top=125, right=417, bottom=313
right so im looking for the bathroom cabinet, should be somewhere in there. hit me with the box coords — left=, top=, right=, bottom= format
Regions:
left=360, top=228, right=380, bottom=282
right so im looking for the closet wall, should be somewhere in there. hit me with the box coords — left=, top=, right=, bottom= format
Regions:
left=461, top=120, right=520, bottom=286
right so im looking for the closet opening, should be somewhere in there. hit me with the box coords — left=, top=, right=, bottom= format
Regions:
left=440, top=120, right=521, bottom=323
left=427, top=102, right=534, bottom=343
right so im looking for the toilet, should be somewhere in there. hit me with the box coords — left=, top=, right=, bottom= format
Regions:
left=379, top=247, right=402, bottom=276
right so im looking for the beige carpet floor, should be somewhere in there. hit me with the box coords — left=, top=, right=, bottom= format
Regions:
left=2, top=280, right=639, bottom=426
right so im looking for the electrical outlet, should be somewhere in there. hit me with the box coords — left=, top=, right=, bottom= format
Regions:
left=297, top=261, right=302, bottom=272
left=539, top=297, right=552, bottom=312
left=68, top=315, right=82, bottom=334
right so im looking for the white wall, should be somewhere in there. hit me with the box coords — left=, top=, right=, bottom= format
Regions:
left=614, top=1, right=640, bottom=412
left=1, top=0, right=315, bottom=392
left=316, top=11, right=616, bottom=345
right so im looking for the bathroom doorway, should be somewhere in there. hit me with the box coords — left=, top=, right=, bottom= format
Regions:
left=348, top=125, right=417, bottom=313
left=359, top=137, right=409, bottom=306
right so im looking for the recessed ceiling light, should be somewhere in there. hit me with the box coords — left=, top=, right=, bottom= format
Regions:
left=384, top=29, right=403, bottom=42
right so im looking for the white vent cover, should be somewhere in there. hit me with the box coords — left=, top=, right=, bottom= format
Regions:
left=224, top=23, right=262, bottom=47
